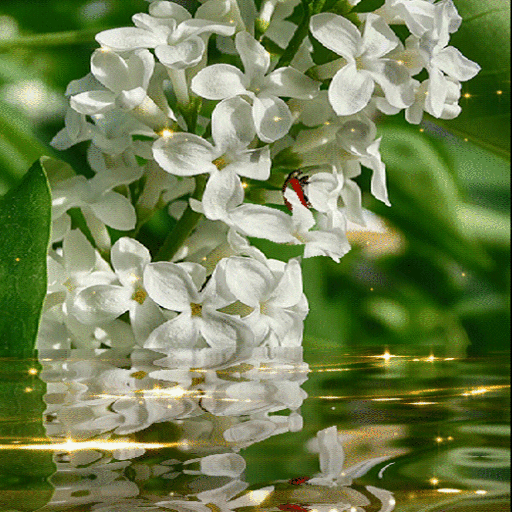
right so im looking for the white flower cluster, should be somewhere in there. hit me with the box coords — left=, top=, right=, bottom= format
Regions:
left=38, top=0, right=478, bottom=468
left=43, top=0, right=478, bottom=355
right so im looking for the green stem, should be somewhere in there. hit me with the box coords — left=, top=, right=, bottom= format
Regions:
left=0, top=28, right=109, bottom=51
left=155, top=175, right=207, bottom=261
left=276, top=0, right=327, bottom=68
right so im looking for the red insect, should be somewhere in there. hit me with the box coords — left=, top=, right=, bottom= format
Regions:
left=282, top=170, right=311, bottom=211
left=289, top=476, right=311, bottom=485
left=278, top=504, right=310, bottom=512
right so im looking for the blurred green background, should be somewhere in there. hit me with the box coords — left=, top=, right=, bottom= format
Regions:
left=0, top=0, right=509, bottom=360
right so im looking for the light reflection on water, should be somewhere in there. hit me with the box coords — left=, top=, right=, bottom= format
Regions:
left=0, top=347, right=509, bottom=511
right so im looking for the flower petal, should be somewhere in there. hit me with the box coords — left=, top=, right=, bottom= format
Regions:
left=366, top=59, right=414, bottom=109
left=70, top=90, right=115, bottom=115
left=95, top=27, right=162, bottom=51
left=200, top=310, right=250, bottom=349
left=270, top=259, right=304, bottom=308
left=91, top=192, right=137, bottom=231
left=212, top=96, right=255, bottom=152
left=155, top=36, right=205, bottom=70
left=361, top=13, right=399, bottom=59
left=235, top=31, right=270, bottom=78
left=62, top=229, right=96, bottom=275
left=230, top=204, right=295, bottom=243
left=144, top=313, right=198, bottom=350
left=265, top=67, right=320, bottom=99
left=144, top=262, right=199, bottom=311
left=91, top=49, right=131, bottom=94
left=72, top=285, right=131, bottom=324
left=224, top=257, right=274, bottom=307
left=252, top=94, right=292, bottom=143
left=191, top=64, right=247, bottom=100
left=224, top=146, right=271, bottom=180
left=433, top=46, right=480, bottom=81
left=152, top=132, right=215, bottom=176
left=328, top=65, right=374, bottom=116
left=202, top=170, right=244, bottom=221
left=310, top=13, right=361, bottom=60
left=111, top=237, right=151, bottom=286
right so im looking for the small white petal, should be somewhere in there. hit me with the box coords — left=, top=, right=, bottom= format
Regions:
left=91, top=192, right=136, bottom=231
left=328, top=65, right=374, bottom=116
left=199, top=453, right=246, bottom=478
left=236, top=31, right=270, bottom=78
left=191, top=64, right=247, bottom=100
left=212, top=96, right=255, bottom=152
left=265, top=67, right=320, bottom=99
left=252, top=94, right=292, bottom=143
left=144, top=262, right=199, bottom=311
left=72, top=285, right=131, bottom=324
left=111, top=237, right=151, bottom=287
left=310, top=13, right=360, bottom=61
left=145, top=313, right=199, bottom=349
left=224, top=257, right=274, bottom=307
left=153, top=133, right=216, bottom=176
left=95, top=27, right=162, bottom=50
left=91, top=49, right=131, bottom=93
left=433, top=46, right=480, bottom=81
left=155, top=36, right=205, bottom=70
left=230, top=204, right=295, bottom=243
left=202, top=170, right=243, bottom=221
left=70, top=90, right=115, bottom=115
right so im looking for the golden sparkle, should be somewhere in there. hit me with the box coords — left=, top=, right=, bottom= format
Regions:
left=430, top=477, right=439, bottom=485
left=28, top=368, right=38, bottom=375
left=160, top=128, right=174, bottom=138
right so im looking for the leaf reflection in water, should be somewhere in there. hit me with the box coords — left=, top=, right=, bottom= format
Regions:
left=36, top=346, right=396, bottom=511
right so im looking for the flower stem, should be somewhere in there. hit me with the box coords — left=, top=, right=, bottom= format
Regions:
left=0, top=28, right=108, bottom=51
left=155, top=174, right=207, bottom=261
left=276, top=0, right=327, bottom=68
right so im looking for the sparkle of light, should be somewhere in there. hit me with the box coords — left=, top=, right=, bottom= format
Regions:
left=160, top=128, right=174, bottom=138
left=475, top=490, right=487, bottom=495
left=24, top=387, right=33, bottom=393
left=0, top=440, right=171, bottom=451
left=497, top=90, right=503, bottom=95
left=28, top=368, right=38, bottom=375
left=248, top=489, right=273, bottom=503
left=438, top=488, right=462, bottom=494
left=463, top=93, right=471, bottom=99
left=430, top=478, right=439, bottom=485
left=435, top=437, right=443, bottom=443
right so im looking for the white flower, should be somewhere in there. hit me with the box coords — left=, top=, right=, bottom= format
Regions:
left=70, top=49, right=155, bottom=115
left=191, top=31, right=320, bottom=142
left=374, top=0, right=436, bottom=37
left=51, top=165, right=142, bottom=246
left=72, top=238, right=164, bottom=344
left=152, top=96, right=271, bottom=220
left=215, top=256, right=308, bottom=346
left=406, top=0, right=479, bottom=117
left=143, top=260, right=253, bottom=350
left=95, top=2, right=235, bottom=68
left=309, top=13, right=414, bottom=115
left=404, top=77, right=461, bottom=124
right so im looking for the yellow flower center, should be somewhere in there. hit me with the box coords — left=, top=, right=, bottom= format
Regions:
left=131, top=288, right=147, bottom=305
left=190, top=303, right=203, bottom=317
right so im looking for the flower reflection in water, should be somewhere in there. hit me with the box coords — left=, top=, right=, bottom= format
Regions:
left=35, top=346, right=396, bottom=511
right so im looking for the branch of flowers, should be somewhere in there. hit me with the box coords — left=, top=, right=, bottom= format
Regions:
left=154, top=174, right=207, bottom=262
left=0, top=28, right=110, bottom=51
left=276, top=0, right=327, bottom=68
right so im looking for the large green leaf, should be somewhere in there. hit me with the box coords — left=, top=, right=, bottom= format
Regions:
left=375, top=124, right=493, bottom=271
left=0, top=159, right=54, bottom=510
left=431, top=0, right=511, bottom=157
left=0, top=158, right=51, bottom=358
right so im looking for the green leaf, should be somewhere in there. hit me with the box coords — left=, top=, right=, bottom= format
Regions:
left=430, top=0, right=511, bottom=157
left=376, top=125, right=492, bottom=271
left=0, top=102, right=50, bottom=194
left=0, top=158, right=51, bottom=358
